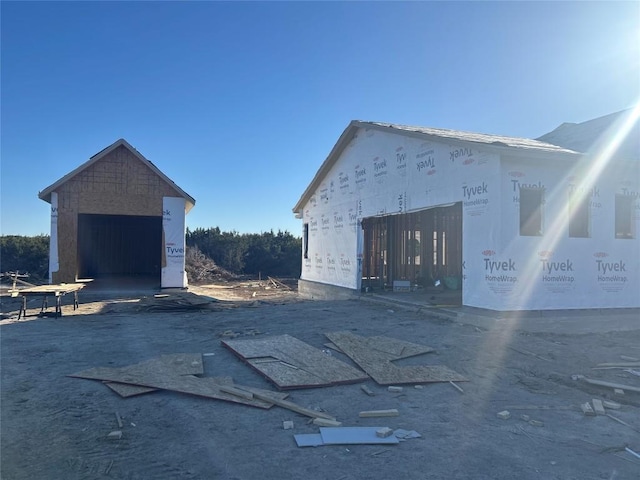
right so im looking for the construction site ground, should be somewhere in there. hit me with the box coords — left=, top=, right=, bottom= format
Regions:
left=1, top=279, right=639, bottom=480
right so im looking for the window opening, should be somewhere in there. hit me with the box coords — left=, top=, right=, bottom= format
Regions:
left=615, top=194, right=635, bottom=239
left=569, top=190, right=590, bottom=238
left=520, top=187, right=544, bottom=236
left=303, top=223, right=309, bottom=258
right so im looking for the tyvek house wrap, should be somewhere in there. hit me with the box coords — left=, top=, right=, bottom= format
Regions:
left=162, top=196, right=187, bottom=288
left=48, top=192, right=59, bottom=283
left=299, top=125, right=639, bottom=311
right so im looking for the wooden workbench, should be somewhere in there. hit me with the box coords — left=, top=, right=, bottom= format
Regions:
left=16, top=283, right=85, bottom=319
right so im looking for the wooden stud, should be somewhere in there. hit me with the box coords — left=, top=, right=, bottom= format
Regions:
left=359, top=409, right=399, bottom=418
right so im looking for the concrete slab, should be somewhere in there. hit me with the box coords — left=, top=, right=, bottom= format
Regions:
left=360, top=294, right=640, bottom=334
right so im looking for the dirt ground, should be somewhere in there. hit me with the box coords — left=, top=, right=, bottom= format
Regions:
left=1, top=280, right=639, bottom=480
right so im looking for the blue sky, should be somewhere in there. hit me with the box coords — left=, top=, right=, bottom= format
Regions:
left=1, top=1, right=638, bottom=237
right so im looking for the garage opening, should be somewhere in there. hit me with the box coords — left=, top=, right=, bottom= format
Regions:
left=361, top=203, right=462, bottom=295
left=77, top=214, right=162, bottom=282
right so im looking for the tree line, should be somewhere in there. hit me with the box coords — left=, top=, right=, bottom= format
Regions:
left=0, top=228, right=302, bottom=284
left=0, top=235, right=50, bottom=282
left=185, top=227, right=301, bottom=278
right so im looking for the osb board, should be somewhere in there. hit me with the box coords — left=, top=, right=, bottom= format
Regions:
left=71, top=353, right=204, bottom=398
left=67, top=145, right=181, bottom=216
left=137, top=293, right=217, bottom=311
left=105, top=375, right=235, bottom=398
left=325, top=332, right=467, bottom=385
left=73, top=353, right=205, bottom=379
left=221, top=334, right=369, bottom=390
left=357, top=335, right=434, bottom=358
left=53, top=208, right=78, bottom=283
left=104, top=382, right=157, bottom=397
left=71, top=368, right=288, bottom=409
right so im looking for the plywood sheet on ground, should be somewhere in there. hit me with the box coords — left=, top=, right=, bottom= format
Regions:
left=221, top=334, right=369, bottom=389
left=71, top=366, right=289, bottom=408
left=69, top=354, right=288, bottom=408
left=325, top=331, right=466, bottom=385
left=104, top=382, right=158, bottom=397
left=104, top=375, right=236, bottom=398
left=137, top=292, right=218, bottom=311
left=94, top=354, right=204, bottom=397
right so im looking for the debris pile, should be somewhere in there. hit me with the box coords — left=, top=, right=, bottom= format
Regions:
left=70, top=332, right=467, bottom=447
left=136, top=292, right=220, bottom=311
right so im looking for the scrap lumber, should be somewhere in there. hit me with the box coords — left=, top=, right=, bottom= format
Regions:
left=359, top=409, right=399, bottom=418
left=603, top=400, right=621, bottom=410
left=86, top=353, right=204, bottom=397
left=313, top=418, right=342, bottom=427
left=218, top=385, right=254, bottom=400
left=69, top=355, right=290, bottom=409
left=221, top=334, right=368, bottom=389
left=325, top=331, right=466, bottom=385
left=449, top=381, right=464, bottom=394
left=620, top=356, right=639, bottom=362
left=104, top=382, right=158, bottom=398
left=360, top=385, right=375, bottom=396
left=592, top=399, right=606, bottom=415
left=376, top=427, right=394, bottom=438
left=625, top=447, right=640, bottom=460
left=606, top=414, right=640, bottom=433
left=267, top=276, right=291, bottom=290
left=232, top=387, right=336, bottom=420
left=137, top=292, right=218, bottom=311
left=283, top=421, right=294, bottom=430
left=579, top=377, right=640, bottom=394
left=595, top=362, right=640, bottom=368
left=581, top=402, right=596, bottom=416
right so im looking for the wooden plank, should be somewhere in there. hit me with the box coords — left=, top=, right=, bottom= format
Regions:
left=218, top=385, right=254, bottom=400
left=312, top=418, right=342, bottom=427
left=221, top=334, right=368, bottom=389
left=325, top=331, right=466, bottom=385
left=595, top=362, right=640, bottom=368
left=360, top=384, right=375, bottom=396
left=449, top=381, right=465, bottom=393
left=592, top=399, right=606, bottom=415
left=359, top=409, right=399, bottom=418
left=580, top=377, right=640, bottom=393
left=17, top=283, right=85, bottom=295
left=235, top=388, right=336, bottom=420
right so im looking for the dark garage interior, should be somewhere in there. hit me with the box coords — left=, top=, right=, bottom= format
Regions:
left=77, top=214, right=162, bottom=279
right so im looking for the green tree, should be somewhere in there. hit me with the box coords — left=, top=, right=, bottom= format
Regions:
left=0, top=235, right=50, bottom=282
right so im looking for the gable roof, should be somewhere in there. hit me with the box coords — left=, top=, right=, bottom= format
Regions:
left=536, top=108, right=639, bottom=159
left=293, top=120, right=579, bottom=214
left=38, top=138, right=196, bottom=212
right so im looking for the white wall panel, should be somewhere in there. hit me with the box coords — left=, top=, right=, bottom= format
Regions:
left=299, top=126, right=639, bottom=310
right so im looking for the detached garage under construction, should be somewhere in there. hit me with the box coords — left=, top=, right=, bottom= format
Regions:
left=38, top=139, right=195, bottom=289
